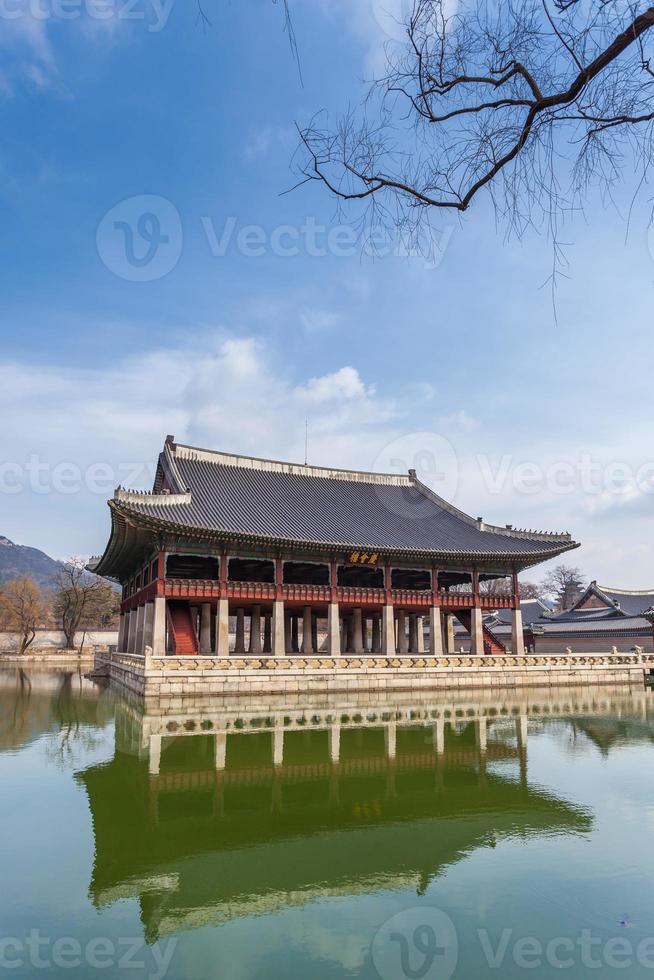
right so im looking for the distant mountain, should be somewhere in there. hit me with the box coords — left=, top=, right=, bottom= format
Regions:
left=0, top=536, right=65, bottom=589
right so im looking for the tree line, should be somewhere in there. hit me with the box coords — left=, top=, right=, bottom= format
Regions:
left=0, top=560, right=119, bottom=656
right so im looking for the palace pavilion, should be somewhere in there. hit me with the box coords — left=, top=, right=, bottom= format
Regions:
left=91, top=436, right=579, bottom=660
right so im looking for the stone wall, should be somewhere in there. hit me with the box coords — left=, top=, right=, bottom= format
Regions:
left=0, top=629, right=118, bottom=655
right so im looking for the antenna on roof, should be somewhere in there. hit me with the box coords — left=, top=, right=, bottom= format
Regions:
left=304, top=418, right=308, bottom=466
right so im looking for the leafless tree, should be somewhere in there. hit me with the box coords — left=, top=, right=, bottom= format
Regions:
left=297, top=0, right=654, bottom=261
left=541, top=563, right=586, bottom=608
left=53, top=559, right=118, bottom=652
left=0, top=577, right=48, bottom=655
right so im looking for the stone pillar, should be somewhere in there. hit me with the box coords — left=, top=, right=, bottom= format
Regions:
left=190, top=606, right=199, bottom=644
left=135, top=604, right=146, bottom=655
left=397, top=610, right=409, bottom=654
left=445, top=613, right=455, bottom=654
left=512, top=607, right=526, bottom=656
left=284, top=607, right=292, bottom=654
left=124, top=610, right=132, bottom=653
left=148, top=734, right=162, bottom=776
left=408, top=614, right=418, bottom=653
left=327, top=603, right=340, bottom=657
left=352, top=608, right=364, bottom=654
left=153, top=597, right=166, bottom=657
left=416, top=615, right=425, bottom=653
left=215, top=598, right=230, bottom=657
left=329, top=723, right=340, bottom=763
left=117, top=613, right=127, bottom=652
left=311, top=613, right=319, bottom=653
left=345, top=615, right=355, bottom=653
left=273, top=727, right=284, bottom=767
left=430, top=607, right=444, bottom=655
left=291, top=615, right=300, bottom=653
left=215, top=733, right=227, bottom=770
left=272, top=601, right=285, bottom=656
left=470, top=607, right=484, bottom=655
left=301, top=606, right=313, bottom=654
left=372, top=614, right=382, bottom=653
left=143, top=601, right=155, bottom=653
left=382, top=605, right=395, bottom=655
left=385, top=721, right=397, bottom=760
left=235, top=608, right=246, bottom=654
left=263, top=612, right=272, bottom=653
left=200, top=602, right=212, bottom=655
left=249, top=604, right=262, bottom=654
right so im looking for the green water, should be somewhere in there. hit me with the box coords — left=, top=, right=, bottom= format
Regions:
left=3, top=669, right=654, bottom=979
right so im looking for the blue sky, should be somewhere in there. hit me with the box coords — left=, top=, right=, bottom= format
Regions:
left=1, top=0, right=653, bottom=586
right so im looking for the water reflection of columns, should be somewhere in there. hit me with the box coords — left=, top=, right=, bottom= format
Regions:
left=273, top=726, right=284, bottom=767
left=329, top=723, right=340, bottom=806
left=476, top=716, right=487, bottom=784
left=148, top=734, right=162, bottom=776
left=386, top=721, right=397, bottom=798
left=516, top=714, right=528, bottom=789
left=215, top=732, right=227, bottom=770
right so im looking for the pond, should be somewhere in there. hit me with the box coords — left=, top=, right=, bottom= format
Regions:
left=2, top=667, right=654, bottom=979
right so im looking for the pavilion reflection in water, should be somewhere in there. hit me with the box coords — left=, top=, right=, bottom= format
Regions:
left=73, top=687, right=654, bottom=945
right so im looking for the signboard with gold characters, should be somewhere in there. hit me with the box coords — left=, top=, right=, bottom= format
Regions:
left=347, top=551, right=379, bottom=565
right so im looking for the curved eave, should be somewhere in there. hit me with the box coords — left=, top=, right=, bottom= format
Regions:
left=92, top=502, right=159, bottom=580
left=108, top=503, right=579, bottom=571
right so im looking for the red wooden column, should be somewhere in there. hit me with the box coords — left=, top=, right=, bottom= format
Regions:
left=330, top=559, right=338, bottom=602
left=512, top=570, right=520, bottom=609
left=155, top=551, right=165, bottom=597
left=275, top=557, right=284, bottom=599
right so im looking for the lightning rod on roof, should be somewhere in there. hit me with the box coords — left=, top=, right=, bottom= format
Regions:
left=304, top=418, right=308, bottom=466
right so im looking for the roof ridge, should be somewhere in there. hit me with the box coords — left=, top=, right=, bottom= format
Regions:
left=598, top=585, right=654, bottom=596
left=173, top=441, right=414, bottom=486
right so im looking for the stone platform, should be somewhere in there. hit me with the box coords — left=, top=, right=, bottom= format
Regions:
left=94, top=650, right=654, bottom=702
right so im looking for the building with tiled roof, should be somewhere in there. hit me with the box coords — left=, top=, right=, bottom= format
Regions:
left=91, top=436, right=579, bottom=661
left=527, top=582, right=654, bottom=653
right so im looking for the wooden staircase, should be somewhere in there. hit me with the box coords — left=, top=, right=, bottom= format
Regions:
left=166, top=602, right=199, bottom=656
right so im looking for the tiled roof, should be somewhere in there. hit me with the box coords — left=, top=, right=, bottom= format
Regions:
left=529, top=616, right=652, bottom=636
left=108, top=439, right=578, bottom=561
